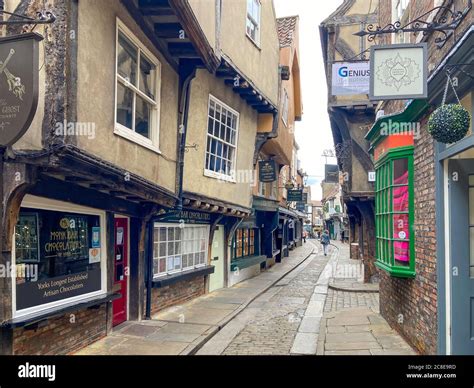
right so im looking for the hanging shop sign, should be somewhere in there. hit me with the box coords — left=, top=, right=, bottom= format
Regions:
left=331, top=61, right=370, bottom=96
left=287, top=189, right=303, bottom=202
left=258, top=160, right=277, bottom=183
left=155, top=208, right=213, bottom=225
left=369, top=43, right=427, bottom=101
left=0, top=33, right=43, bottom=147
left=296, top=202, right=306, bottom=212
left=325, top=164, right=339, bottom=183
left=303, top=193, right=308, bottom=203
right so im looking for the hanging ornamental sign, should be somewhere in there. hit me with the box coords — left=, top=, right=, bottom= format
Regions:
left=369, top=43, right=427, bottom=101
left=0, top=33, right=43, bottom=147
left=287, top=189, right=303, bottom=202
left=258, top=160, right=277, bottom=183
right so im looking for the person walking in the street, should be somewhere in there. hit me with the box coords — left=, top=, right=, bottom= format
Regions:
left=321, top=229, right=330, bottom=256
left=340, top=229, right=345, bottom=244
left=303, top=231, right=307, bottom=243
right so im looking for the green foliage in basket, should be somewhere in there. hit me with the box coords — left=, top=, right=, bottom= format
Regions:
left=428, top=104, right=471, bottom=144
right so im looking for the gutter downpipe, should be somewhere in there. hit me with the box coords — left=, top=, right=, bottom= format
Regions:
left=145, top=218, right=153, bottom=319
left=177, top=66, right=197, bottom=211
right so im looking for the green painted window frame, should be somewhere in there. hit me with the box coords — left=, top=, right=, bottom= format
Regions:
left=375, top=146, right=415, bottom=278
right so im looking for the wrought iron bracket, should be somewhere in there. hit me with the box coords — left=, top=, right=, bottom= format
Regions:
left=354, top=3, right=471, bottom=48
left=0, top=10, right=56, bottom=26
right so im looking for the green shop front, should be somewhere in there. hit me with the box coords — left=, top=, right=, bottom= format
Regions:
left=366, top=100, right=429, bottom=278
left=228, top=210, right=267, bottom=287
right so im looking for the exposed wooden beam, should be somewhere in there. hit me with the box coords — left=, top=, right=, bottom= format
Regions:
left=168, top=42, right=200, bottom=58
left=154, top=22, right=183, bottom=39
left=64, top=176, right=92, bottom=183
left=138, top=0, right=170, bottom=8
left=121, top=0, right=178, bottom=72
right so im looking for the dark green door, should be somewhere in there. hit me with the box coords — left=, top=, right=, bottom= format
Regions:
left=449, top=160, right=474, bottom=354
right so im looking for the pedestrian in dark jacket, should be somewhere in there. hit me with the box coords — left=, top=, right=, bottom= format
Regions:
left=321, top=230, right=330, bottom=256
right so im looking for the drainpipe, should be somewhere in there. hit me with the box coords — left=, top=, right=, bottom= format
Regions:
left=145, top=219, right=153, bottom=319
left=176, top=65, right=197, bottom=211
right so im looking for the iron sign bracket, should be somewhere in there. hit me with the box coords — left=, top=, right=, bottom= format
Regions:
left=0, top=10, right=56, bottom=26
left=354, top=2, right=472, bottom=48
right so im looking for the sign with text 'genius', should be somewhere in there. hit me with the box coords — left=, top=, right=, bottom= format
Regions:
left=332, top=61, right=370, bottom=96
left=0, top=33, right=43, bottom=147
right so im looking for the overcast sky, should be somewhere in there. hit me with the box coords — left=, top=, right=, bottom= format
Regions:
left=274, top=0, right=344, bottom=200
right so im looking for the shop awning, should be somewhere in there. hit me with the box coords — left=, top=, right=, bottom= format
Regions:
left=365, top=99, right=430, bottom=152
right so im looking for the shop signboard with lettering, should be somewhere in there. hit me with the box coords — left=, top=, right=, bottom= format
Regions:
left=287, top=189, right=303, bottom=202
left=15, top=208, right=102, bottom=311
left=332, top=61, right=370, bottom=96
left=258, top=160, right=277, bottom=183
left=0, top=33, right=43, bottom=147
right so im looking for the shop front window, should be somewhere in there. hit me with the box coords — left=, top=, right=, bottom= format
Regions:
left=232, top=228, right=258, bottom=260
left=375, top=148, right=415, bottom=277
left=14, top=203, right=104, bottom=315
left=153, top=224, right=209, bottom=277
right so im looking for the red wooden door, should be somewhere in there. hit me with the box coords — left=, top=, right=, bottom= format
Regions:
left=112, top=218, right=128, bottom=326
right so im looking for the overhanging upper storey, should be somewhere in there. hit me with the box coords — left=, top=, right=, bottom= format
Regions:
left=216, top=55, right=278, bottom=115
left=122, top=0, right=220, bottom=73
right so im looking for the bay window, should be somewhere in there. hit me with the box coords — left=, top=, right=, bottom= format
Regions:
left=375, top=147, right=415, bottom=277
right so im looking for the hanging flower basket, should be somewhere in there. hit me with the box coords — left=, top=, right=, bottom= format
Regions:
left=428, top=104, right=471, bottom=144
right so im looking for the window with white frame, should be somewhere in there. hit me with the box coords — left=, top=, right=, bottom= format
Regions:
left=282, top=89, right=289, bottom=126
left=205, top=96, right=239, bottom=178
left=116, top=20, right=161, bottom=149
left=246, top=0, right=261, bottom=45
left=153, top=224, right=209, bottom=277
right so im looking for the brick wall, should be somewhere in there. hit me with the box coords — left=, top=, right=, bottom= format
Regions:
left=375, top=0, right=473, bottom=355
left=379, top=116, right=438, bottom=355
left=150, top=276, right=206, bottom=316
left=13, top=305, right=108, bottom=355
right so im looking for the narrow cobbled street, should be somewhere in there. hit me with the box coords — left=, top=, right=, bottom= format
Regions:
left=77, top=240, right=415, bottom=356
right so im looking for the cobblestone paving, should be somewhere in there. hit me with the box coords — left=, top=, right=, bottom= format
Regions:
left=324, top=289, right=379, bottom=313
left=222, top=243, right=329, bottom=355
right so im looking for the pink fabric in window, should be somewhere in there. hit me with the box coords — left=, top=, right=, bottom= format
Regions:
left=393, top=170, right=408, bottom=185
left=394, top=241, right=409, bottom=262
left=393, top=184, right=409, bottom=212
